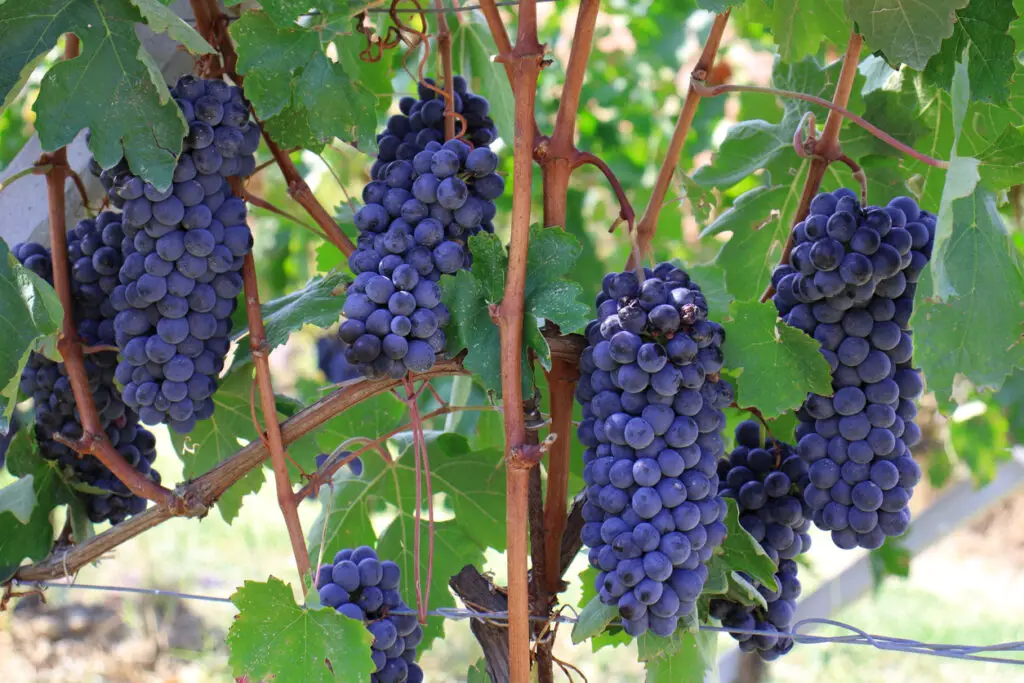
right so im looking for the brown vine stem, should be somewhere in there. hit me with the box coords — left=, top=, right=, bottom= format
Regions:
left=435, top=0, right=456, bottom=141
left=487, top=0, right=545, bottom=678
left=241, top=254, right=311, bottom=584
left=476, top=0, right=543, bottom=141
left=241, top=188, right=324, bottom=238
left=628, top=10, right=730, bottom=270
left=757, top=31, right=864, bottom=303
left=11, top=357, right=480, bottom=583
left=41, top=35, right=176, bottom=509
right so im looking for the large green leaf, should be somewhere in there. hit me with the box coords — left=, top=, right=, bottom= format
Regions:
left=0, top=475, right=36, bottom=524
left=227, top=577, right=375, bottom=683
left=0, top=0, right=189, bottom=189
left=0, top=241, right=63, bottom=429
left=948, top=399, right=1012, bottom=484
left=128, top=0, right=214, bottom=55
left=307, top=432, right=505, bottom=651
left=643, top=630, right=717, bottom=683
left=722, top=301, right=833, bottom=419
left=770, top=0, right=850, bottom=63
left=923, top=0, right=1018, bottom=104
left=571, top=597, right=619, bottom=644
left=441, top=228, right=590, bottom=396
left=231, top=11, right=380, bottom=151
left=844, top=0, right=969, bottom=70
left=236, top=272, right=348, bottom=355
left=913, top=189, right=1024, bottom=412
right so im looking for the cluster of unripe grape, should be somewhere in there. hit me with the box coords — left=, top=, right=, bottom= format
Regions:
left=576, top=262, right=733, bottom=637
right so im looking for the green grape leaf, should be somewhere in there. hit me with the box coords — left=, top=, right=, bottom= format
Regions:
left=686, top=263, right=734, bottom=320
left=948, top=400, right=1012, bottom=484
left=994, top=368, right=1024, bottom=443
left=845, top=0, right=969, bottom=70
left=702, top=183, right=804, bottom=302
left=316, top=242, right=348, bottom=273
left=721, top=300, right=833, bottom=419
left=571, top=597, right=620, bottom=644
left=243, top=272, right=348, bottom=351
left=696, top=0, right=740, bottom=9
left=0, top=241, right=64, bottom=429
left=0, top=475, right=35, bottom=524
left=231, top=11, right=378, bottom=151
left=912, top=189, right=1024, bottom=412
left=453, top=22, right=515, bottom=144
left=713, top=498, right=779, bottom=590
left=0, top=0, right=188, bottom=189
left=170, top=364, right=320, bottom=522
left=869, top=538, right=911, bottom=584
left=441, top=228, right=590, bottom=395
left=932, top=55, right=982, bottom=299
left=923, top=0, right=1018, bottom=104
left=307, top=432, right=505, bottom=651
left=644, top=630, right=717, bottom=683
left=975, top=125, right=1024, bottom=189
left=693, top=57, right=860, bottom=189
left=467, top=659, right=490, bottom=683
left=228, top=576, right=375, bottom=683
left=0, top=431, right=78, bottom=580
left=771, top=0, right=850, bottom=63
left=128, top=0, right=215, bottom=55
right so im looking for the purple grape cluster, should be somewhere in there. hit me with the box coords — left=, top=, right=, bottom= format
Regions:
left=339, top=139, right=503, bottom=378
left=576, top=262, right=733, bottom=637
left=316, top=546, right=423, bottom=683
left=13, top=221, right=162, bottom=525
left=709, top=421, right=811, bottom=660
left=371, top=76, right=498, bottom=180
left=772, top=190, right=934, bottom=549
left=105, top=75, right=256, bottom=434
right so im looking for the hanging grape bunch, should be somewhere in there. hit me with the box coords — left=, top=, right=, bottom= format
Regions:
left=710, top=421, right=811, bottom=659
left=372, top=75, right=498, bottom=179
left=339, top=136, right=503, bottom=379
left=316, top=546, right=424, bottom=683
left=576, top=262, right=732, bottom=637
left=772, top=190, right=934, bottom=549
left=13, top=216, right=162, bottom=525
left=106, top=75, right=257, bottom=434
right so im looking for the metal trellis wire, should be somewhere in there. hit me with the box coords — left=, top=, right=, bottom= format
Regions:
left=15, top=580, right=1024, bottom=666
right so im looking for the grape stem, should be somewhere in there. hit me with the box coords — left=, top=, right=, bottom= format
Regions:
left=241, top=188, right=324, bottom=238
left=434, top=0, right=457, bottom=141
left=240, top=254, right=311, bottom=584
left=40, top=35, right=179, bottom=511
left=758, top=31, right=864, bottom=303
left=628, top=11, right=732, bottom=270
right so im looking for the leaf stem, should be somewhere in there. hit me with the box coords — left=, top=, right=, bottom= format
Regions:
left=629, top=11, right=731, bottom=269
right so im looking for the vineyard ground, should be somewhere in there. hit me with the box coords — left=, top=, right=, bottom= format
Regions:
left=2, top=430, right=1022, bottom=683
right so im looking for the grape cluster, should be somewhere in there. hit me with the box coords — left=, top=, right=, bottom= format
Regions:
left=105, top=75, right=256, bottom=434
left=772, top=190, right=934, bottom=549
left=709, top=421, right=811, bottom=659
left=339, top=139, right=503, bottom=378
left=13, top=224, right=162, bottom=525
left=316, top=546, right=424, bottom=683
left=576, top=262, right=732, bottom=637
left=371, top=76, right=498, bottom=180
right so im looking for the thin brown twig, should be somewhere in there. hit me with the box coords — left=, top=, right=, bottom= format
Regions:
left=66, top=169, right=92, bottom=217
left=0, top=164, right=52, bottom=196
left=572, top=150, right=634, bottom=233
left=241, top=254, right=311, bottom=584
left=692, top=81, right=946, bottom=170
left=241, top=188, right=324, bottom=237
left=628, top=11, right=731, bottom=269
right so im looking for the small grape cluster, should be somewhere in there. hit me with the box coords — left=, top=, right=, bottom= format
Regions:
left=371, top=76, right=498, bottom=180
left=13, top=221, right=162, bottom=525
left=339, top=139, right=503, bottom=378
left=106, top=75, right=256, bottom=433
left=576, top=262, right=732, bottom=637
left=709, top=421, right=811, bottom=660
left=772, top=189, right=933, bottom=549
left=316, top=546, right=423, bottom=683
